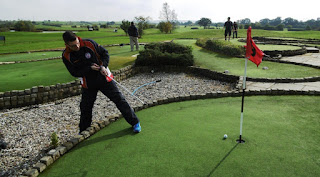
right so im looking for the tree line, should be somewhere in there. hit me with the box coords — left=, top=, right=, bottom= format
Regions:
left=184, top=17, right=320, bottom=31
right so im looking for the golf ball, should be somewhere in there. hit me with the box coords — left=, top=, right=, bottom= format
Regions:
left=224, top=134, right=228, bottom=139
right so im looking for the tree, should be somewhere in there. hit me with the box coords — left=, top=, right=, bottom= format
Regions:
left=120, top=20, right=130, bottom=36
left=93, top=24, right=99, bottom=31
left=239, top=18, right=251, bottom=25
left=182, top=21, right=193, bottom=26
left=159, top=2, right=178, bottom=33
left=259, top=18, right=270, bottom=26
left=270, top=17, right=282, bottom=26
left=135, top=16, right=151, bottom=37
left=197, top=18, right=212, bottom=29
left=306, top=25, right=312, bottom=31
left=159, top=2, right=177, bottom=22
left=14, top=20, right=35, bottom=31
left=283, top=17, right=298, bottom=26
left=276, top=24, right=284, bottom=31
left=158, top=21, right=172, bottom=33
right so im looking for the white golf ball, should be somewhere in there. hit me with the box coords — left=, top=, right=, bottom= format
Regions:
left=224, top=134, right=228, bottom=139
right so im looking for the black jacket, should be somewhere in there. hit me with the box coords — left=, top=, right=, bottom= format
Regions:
left=62, top=37, right=109, bottom=88
left=128, top=25, right=139, bottom=37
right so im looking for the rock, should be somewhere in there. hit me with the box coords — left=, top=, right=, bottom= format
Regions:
left=262, top=67, right=269, bottom=70
left=0, top=140, right=8, bottom=149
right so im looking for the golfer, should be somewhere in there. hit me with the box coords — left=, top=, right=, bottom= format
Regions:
left=233, top=21, right=238, bottom=39
left=224, top=17, right=233, bottom=41
left=62, top=31, right=141, bottom=133
left=128, top=22, right=139, bottom=51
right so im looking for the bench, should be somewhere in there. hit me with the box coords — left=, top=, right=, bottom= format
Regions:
left=0, top=36, right=5, bottom=44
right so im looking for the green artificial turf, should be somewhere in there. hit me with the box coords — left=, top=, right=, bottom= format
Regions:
left=1, top=28, right=320, bottom=54
left=39, top=96, right=320, bottom=177
left=175, top=39, right=320, bottom=79
left=0, top=60, right=74, bottom=91
left=0, top=51, right=62, bottom=62
left=0, top=45, right=141, bottom=92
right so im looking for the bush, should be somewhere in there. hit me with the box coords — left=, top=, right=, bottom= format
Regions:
left=14, top=20, right=35, bottom=31
left=195, top=38, right=208, bottom=47
left=135, top=42, right=194, bottom=66
left=196, top=38, right=245, bottom=57
left=50, top=132, right=59, bottom=148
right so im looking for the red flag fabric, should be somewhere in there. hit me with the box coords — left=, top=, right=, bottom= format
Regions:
left=245, top=26, right=264, bottom=67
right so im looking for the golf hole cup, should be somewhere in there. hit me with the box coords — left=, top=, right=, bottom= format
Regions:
left=223, top=134, right=228, bottom=139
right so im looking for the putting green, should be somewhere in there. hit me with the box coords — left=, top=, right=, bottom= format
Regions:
left=39, top=96, right=320, bottom=177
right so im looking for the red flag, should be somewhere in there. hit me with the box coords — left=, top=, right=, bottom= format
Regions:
left=245, top=26, right=264, bottom=67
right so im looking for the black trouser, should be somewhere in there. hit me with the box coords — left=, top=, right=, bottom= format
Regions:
left=79, top=80, right=139, bottom=132
left=233, top=31, right=238, bottom=38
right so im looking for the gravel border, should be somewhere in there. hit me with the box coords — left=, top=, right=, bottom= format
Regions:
left=0, top=72, right=235, bottom=176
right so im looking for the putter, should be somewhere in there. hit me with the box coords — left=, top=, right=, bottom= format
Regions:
left=105, top=67, right=145, bottom=104
left=132, top=79, right=161, bottom=95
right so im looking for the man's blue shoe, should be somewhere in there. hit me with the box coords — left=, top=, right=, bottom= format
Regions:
left=133, top=122, right=141, bottom=133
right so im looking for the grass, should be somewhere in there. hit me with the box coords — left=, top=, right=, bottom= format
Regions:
left=174, top=39, right=320, bottom=78
left=225, top=38, right=302, bottom=51
left=38, top=96, right=320, bottom=177
left=0, top=60, right=74, bottom=91
left=0, top=51, right=61, bottom=62
left=0, top=45, right=141, bottom=92
left=1, top=27, right=320, bottom=54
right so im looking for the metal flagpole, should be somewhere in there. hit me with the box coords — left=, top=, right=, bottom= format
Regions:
left=237, top=57, right=248, bottom=143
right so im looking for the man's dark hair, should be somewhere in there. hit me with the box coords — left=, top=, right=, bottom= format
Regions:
left=131, top=22, right=134, bottom=26
left=63, top=31, right=77, bottom=43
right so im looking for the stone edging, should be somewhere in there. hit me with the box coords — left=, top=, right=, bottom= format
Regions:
left=2, top=63, right=320, bottom=110
left=0, top=65, right=240, bottom=110
left=21, top=86, right=320, bottom=176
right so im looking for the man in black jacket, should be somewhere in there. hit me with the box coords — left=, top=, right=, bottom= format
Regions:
left=62, top=31, right=141, bottom=133
left=224, top=17, right=233, bottom=41
left=127, top=22, right=139, bottom=51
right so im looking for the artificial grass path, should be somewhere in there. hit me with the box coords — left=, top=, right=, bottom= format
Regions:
left=39, top=96, right=320, bottom=177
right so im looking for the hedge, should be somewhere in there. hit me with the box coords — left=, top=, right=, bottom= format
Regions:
left=135, top=42, right=194, bottom=66
left=196, top=38, right=245, bottom=57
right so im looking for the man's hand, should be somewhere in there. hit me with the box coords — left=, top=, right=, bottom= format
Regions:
left=99, top=66, right=108, bottom=76
left=91, top=63, right=100, bottom=71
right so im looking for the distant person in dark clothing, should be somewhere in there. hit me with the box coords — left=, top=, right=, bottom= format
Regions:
left=128, top=22, right=139, bottom=51
left=233, top=21, right=238, bottom=39
left=224, top=17, right=233, bottom=41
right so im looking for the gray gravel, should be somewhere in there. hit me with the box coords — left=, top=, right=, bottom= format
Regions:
left=0, top=72, right=235, bottom=176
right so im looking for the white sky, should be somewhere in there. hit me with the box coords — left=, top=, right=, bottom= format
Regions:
left=0, top=0, right=319, bottom=22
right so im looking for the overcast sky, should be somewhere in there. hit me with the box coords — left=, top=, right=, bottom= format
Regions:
left=1, top=0, right=319, bottom=22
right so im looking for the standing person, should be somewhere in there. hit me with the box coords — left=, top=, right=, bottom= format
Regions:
left=233, top=21, right=238, bottom=39
left=62, top=31, right=141, bottom=133
left=224, top=17, right=233, bottom=41
left=128, top=22, right=139, bottom=51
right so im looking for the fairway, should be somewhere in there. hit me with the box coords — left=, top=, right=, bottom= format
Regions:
left=174, top=39, right=320, bottom=79
left=39, top=96, right=320, bottom=177
left=0, top=45, right=141, bottom=92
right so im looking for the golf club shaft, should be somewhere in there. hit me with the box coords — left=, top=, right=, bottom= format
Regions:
left=132, top=79, right=161, bottom=95
left=111, top=78, right=145, bottom=104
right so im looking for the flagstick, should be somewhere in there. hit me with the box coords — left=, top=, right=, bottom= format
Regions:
left=237, top=57, right=248, bottom=143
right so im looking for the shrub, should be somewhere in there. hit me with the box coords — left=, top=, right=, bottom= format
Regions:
left=51, top=132, right=59, bottom=148
left=14, top=20, right=35, bottom=32
left=195, top=38, right=208, bottom=47
left=135, top=42, right=194, bottom=66
left=196, top=38, right=245, bottom=57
